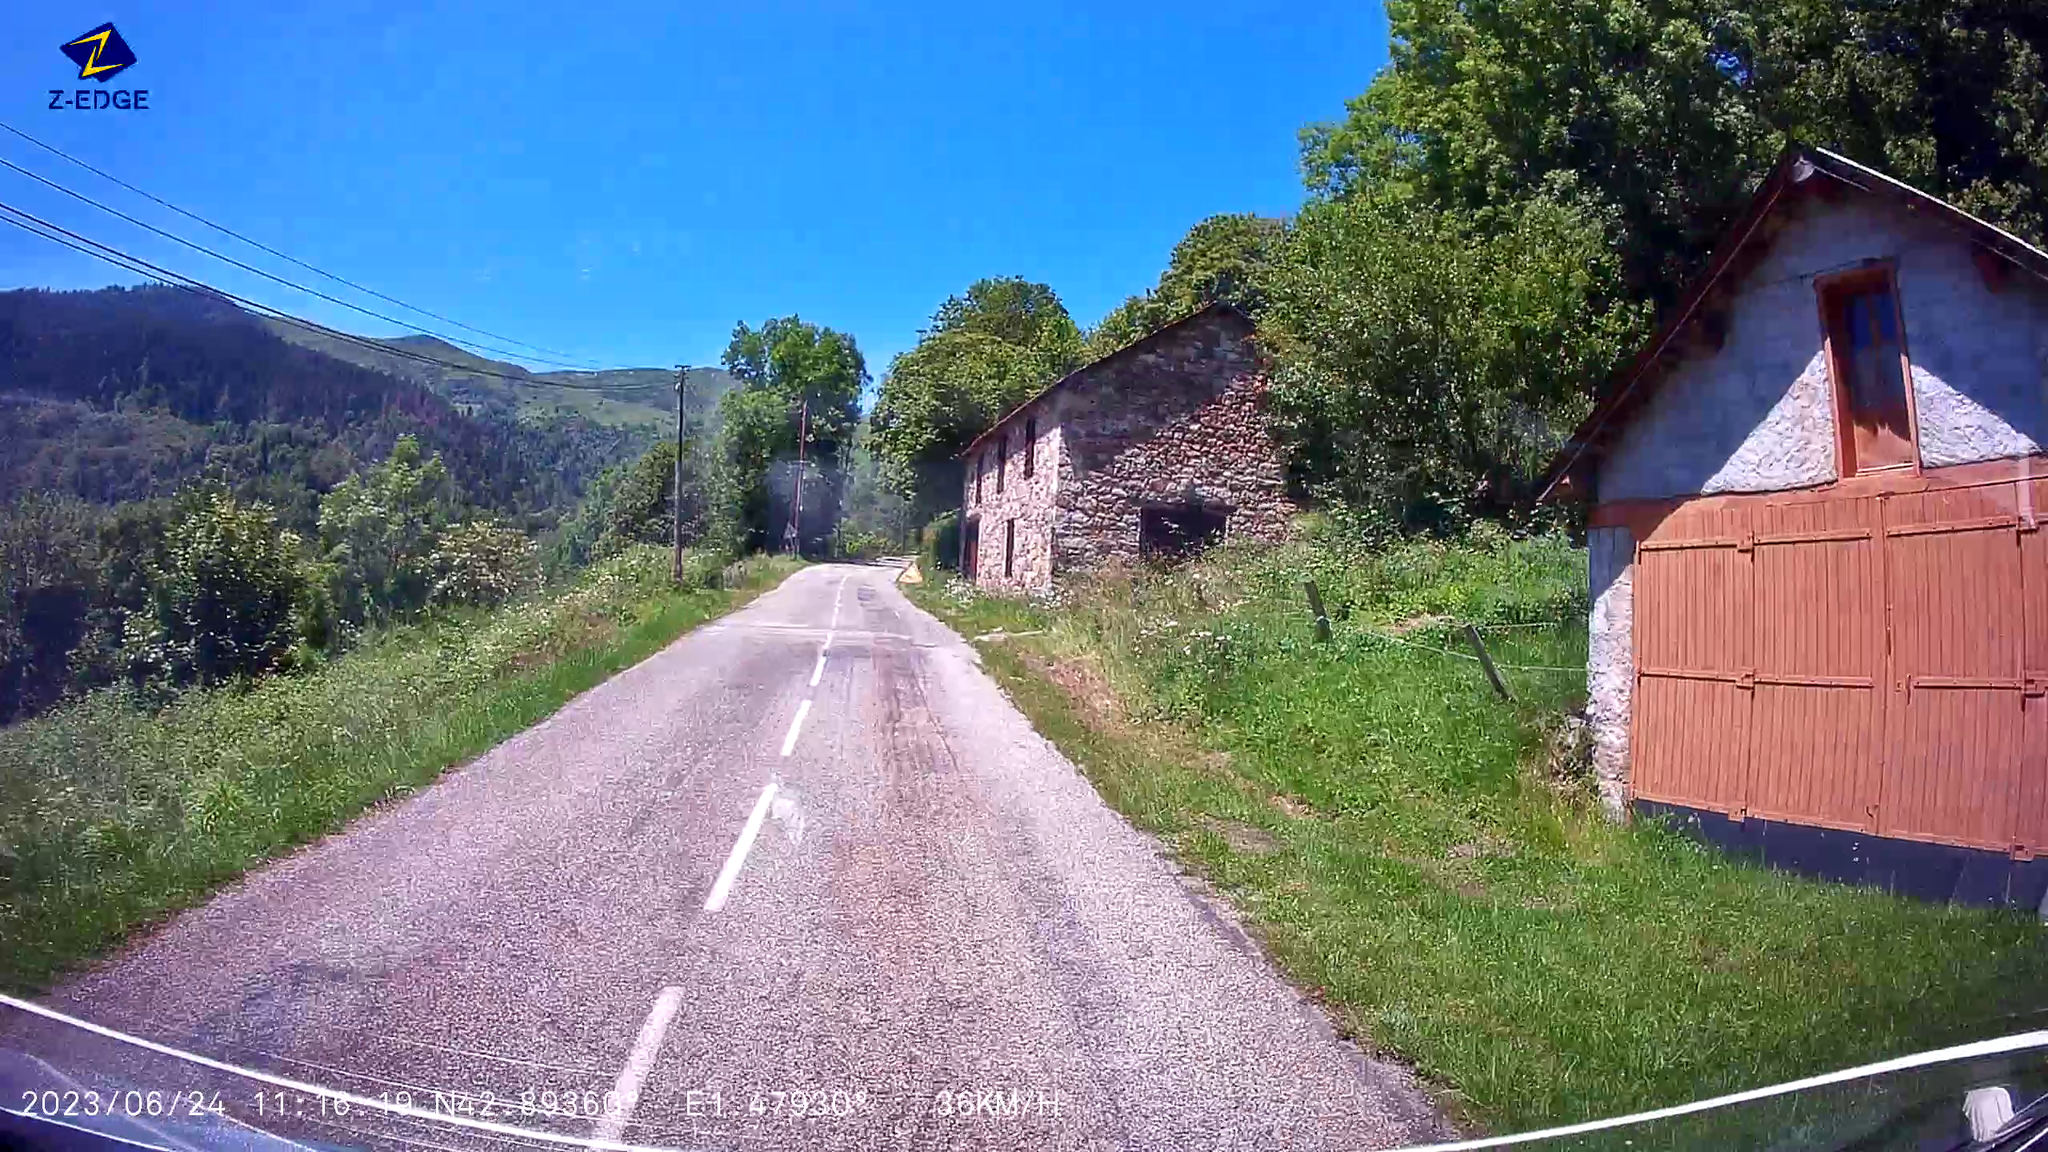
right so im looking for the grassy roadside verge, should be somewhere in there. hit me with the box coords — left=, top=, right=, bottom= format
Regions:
left=909, top=529, right=2048, bottom=1135
left=0, top=546, right=802, bottom=991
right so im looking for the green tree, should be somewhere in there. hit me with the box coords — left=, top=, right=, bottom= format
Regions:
left=0, top=494, right=101, bottom=722
left=316, top=436, right=457, bottom=621
left=870, top=278, right=1083, bottom=522
left=1261, top=191, right=1648, bottom=529
left=710, top=317, right=867, bottom=553
left=121, top=493, right=307, bottom=689
left=1300, top=0, right=2047, bottom=308
left=1081, top=214, right=1286, bottom=359
left=834, top=421, right=918, bottom=555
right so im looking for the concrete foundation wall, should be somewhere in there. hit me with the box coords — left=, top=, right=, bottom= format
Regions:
left=1600, top=195, right=2048, bottom=503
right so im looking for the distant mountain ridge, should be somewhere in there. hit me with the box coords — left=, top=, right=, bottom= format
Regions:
left=0, top=286, right=686, bottom=532
left=273, top=327, right=738, bottom=437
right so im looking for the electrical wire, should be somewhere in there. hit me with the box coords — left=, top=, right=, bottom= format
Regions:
left=0, top=154, right=599, bottom=371
left=0, top=117, right=592, bottom=366
left=0, top=199, right=664, bottom=394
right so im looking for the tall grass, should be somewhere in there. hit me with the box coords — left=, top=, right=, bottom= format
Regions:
left=914, top=525, right=2048, bottom=1135
left=0, top=546, right=800, bottom=990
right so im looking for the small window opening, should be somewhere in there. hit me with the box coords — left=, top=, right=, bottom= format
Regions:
left=996, top=437, right=1007, bottom=494
left=1004, top=519, right=1016, bottom=577
left=974, top=453, right=984, bottom=503
left=1820, top=269, right=1916, bottom=474
left=1139, top=505, right=1229, bottom=560
left=1023, top=417, right=1037, bottom=478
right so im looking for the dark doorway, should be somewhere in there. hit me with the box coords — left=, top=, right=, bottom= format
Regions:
left=1139, top=504, right=1229, bottom=559
left=963, top=518, right=980, bottom=579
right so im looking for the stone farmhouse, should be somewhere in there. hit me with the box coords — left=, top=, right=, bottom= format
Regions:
left=1540, top=145, right=2048, bottom=906
left=958, top=303, right=1295, bottom=592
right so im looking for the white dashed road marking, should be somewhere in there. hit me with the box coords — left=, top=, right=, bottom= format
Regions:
left=779, top=700, right=811, bottom=757
left=703, top=781, right=779, bottom=914
left=592, top=987, right=685, bottom=1143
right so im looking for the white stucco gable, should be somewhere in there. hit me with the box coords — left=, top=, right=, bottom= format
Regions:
left=1598, top=193, right=2048, bottom=503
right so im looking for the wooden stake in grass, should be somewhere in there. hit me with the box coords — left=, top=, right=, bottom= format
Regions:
left=1464, top=623, right=1512, bottom=700
left=1303, top=580, right=1333, bottom=643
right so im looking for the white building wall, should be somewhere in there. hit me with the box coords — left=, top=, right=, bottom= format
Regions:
left=1600, top=195, right=2047, bottom=503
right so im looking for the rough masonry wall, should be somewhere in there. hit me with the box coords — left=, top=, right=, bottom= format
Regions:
left=1585, top=527, right=1634, bottom=820
left=963, top=419, right=1062, bottom=592
left=1599, top=194, right=2048, bottom=502
left=1050, top=313, right=1295, bottom=571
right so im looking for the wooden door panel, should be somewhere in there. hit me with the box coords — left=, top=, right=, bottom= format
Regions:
left=1889, top=685, right=2024, bottom=849
left=1634, top=676, right=1750, bottom=811
left=1749, top=684, right=1880, bottom=829
left=1888, top=520, right=2020, bottom=682
left=1750, top=500, right=1883, bottom=679
left=2026, top=480, right=2045, bottom=675
left=1635, top=544, right=1751, bottom=676
left=2019, top=692, right=2048, bottom=854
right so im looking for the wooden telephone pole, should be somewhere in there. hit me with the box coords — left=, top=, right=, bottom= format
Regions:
left=783, top=395, right=809, bottom=555
left=672, top=364, right=689, bottom=582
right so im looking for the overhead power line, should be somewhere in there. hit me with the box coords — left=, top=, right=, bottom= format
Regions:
left=0, top=154, right=600, bottom=371
left=0, top=118, right=593, bottom=367
left=0, top=198, right=666, bottom=394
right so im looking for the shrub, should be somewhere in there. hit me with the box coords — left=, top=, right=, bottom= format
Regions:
left=921, top=510, right=961, bottom=572
left=429, top=519, right=541, bottom=608
left=119, top=493, right=307, bottom=690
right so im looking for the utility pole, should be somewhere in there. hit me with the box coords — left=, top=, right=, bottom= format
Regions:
left=672, top=364, right=689, bottom=582
left=783, top=394, right=809, bottom=555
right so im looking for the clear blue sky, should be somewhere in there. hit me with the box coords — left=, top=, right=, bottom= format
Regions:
left=0, top=3, right=1387, bottom=379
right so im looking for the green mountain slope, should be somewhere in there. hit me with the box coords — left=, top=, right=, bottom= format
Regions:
left=0, top=287, right=628, bottom=531
left=268, top=324, right=736, bottom=435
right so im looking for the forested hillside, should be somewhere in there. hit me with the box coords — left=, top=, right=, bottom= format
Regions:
left=272, top=320, right=740, bottom=445
left=0, top=286, right=621, bottom=531
left=0, top=285, right=723, bottom=725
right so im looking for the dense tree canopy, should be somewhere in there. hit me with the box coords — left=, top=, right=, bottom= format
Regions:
left=1261, top=0, right=2046, bottom=528
left=1301, top=0, right=2047, bottom=306
left=870, top=277, right=1085, bottom=522
left=1084, top=214, right=1287, bottom=358
left=1262, top=193, right=1646, bottom=527
left=711, top=317, right=868, bottom=554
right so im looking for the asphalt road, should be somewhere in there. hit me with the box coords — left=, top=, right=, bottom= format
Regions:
left=1, top=563, right=1447, bottom=1151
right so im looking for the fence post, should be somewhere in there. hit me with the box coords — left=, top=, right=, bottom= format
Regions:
left=1464, top=623, right=1512, bottom=700
left=1303, top=580, right=1333, bottom=643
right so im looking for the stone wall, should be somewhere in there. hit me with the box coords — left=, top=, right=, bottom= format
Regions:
left=961, top=306, right=1297, bottom=592
left=1600, top=193, right=2047, bottom=503
left=963, top=419, right=1061, bottom=592
left=1052, top=309, right=1294, bottom=571
left=1585, top=526, right=1633, bottom=820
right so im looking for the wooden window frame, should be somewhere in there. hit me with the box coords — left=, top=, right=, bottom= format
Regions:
left=1004, top=518, right=1016, bottom=578
left=1023, top=417, right=1036, bottom=478
left=1815, top=261, right=1920, bottom=479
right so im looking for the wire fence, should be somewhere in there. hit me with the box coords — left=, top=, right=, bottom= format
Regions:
left=1353, top=625, right=1586, bottom=675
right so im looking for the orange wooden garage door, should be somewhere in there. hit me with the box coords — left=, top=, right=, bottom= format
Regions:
left=1631, top=478, right=2044, bottom=853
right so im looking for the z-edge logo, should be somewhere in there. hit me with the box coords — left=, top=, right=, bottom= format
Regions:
left=60, top=22, right=137, bottom=83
